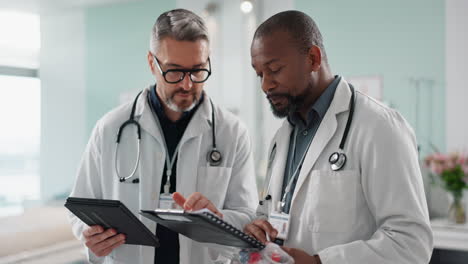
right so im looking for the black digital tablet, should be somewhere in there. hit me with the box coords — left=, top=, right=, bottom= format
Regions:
left=140, top=209, right=264, bottom=249
left=65, top=197, right=159, bottom=247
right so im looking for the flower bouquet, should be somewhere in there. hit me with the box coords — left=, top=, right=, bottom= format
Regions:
left=425, top=152, right=468, bottom=224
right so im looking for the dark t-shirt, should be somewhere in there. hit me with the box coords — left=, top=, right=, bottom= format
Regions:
left=149, top=85, right=202, bottom=264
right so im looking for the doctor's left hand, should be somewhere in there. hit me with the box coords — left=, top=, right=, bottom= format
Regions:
left=172, top=192, right=223, bottom=218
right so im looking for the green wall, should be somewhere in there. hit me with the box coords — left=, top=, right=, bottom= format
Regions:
left=85, top=0, right=175, bottom=133
left=295, top=0, right=446, bottom=155
left=84, top=0, right=446, bottom=155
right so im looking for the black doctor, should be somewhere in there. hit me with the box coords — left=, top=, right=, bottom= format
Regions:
left=244, top=10, right=432, bottom=264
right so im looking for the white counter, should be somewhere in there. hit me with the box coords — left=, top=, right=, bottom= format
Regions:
left=431, top=218, right=468, bottom=252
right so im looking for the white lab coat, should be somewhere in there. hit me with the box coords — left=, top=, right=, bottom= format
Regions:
left=259, top=79, right=433, bottom=264
left=69, top=87, right=258, bottom=264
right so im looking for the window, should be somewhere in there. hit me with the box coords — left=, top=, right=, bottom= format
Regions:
left=0, top=10, right=40, bottom=217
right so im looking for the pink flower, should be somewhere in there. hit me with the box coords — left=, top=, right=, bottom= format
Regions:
left=425, top=153, right=445, bottom=167
left=424, top=152, right=468, bottom=174
left=433, top=153, right=447, bottom=162
left=457, top=155, right=467, bottom=166
left=431, top=163, right=444, bottom=175
left=463, top=165, right=468, bottom=175
left=444, top=160, right=456, bottom=171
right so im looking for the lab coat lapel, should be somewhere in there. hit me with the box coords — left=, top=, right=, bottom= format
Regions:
left=290, top=80, right=353, bottom=204
left=134, top=87, right=165, bottom=146
left=269, top=120, right=293, bottom=209
left=176, top=95, right=211, bottom=197
left=179, top=94, right=211, bottom=144
left=134, top=88, right=210, bottom=197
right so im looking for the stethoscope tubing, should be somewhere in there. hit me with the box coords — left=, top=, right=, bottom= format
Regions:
left=114, top=88, right=222, bottom=184
left=260, top=83, right=356, bottom=204
left=114, top=91, right=143, bottom=182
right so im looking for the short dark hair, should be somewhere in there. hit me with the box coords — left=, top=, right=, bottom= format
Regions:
left=150, top=9, right=209, bottom=53
left=253, top=10, right=327, bottom=61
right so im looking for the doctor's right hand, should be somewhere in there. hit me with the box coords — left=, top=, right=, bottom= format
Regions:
left=243, top=219, right=278, bottom=244
left=172, top=192, right=223, bottom=218
left=83, top=225, right=126, bottom=257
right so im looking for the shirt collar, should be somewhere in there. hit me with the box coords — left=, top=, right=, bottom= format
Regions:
left=288, top=75, right=341, bottom=127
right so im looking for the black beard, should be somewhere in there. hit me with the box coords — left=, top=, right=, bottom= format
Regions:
left=268, top=94, right=305, bottom=118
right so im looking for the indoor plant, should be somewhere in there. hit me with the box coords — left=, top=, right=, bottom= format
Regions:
left=425, top=152, right=468, bottom=224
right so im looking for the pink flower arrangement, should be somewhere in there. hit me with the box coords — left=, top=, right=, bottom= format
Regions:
left=425, top=152, right=468, bottom=199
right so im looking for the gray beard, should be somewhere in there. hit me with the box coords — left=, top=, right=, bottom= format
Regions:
left=165, top=94, right=198, bottom=112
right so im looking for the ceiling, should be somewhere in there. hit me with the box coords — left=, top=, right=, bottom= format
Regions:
left=0, top=0, right=139, bottom=14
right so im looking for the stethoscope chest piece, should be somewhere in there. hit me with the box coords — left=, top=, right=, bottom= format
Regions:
left=207, top=148, right=222, bottom=166
left=328, top=84, right=356, bottom=172
left=329, top=152, right=347, bottom=171
left=119, top=177, right=140, bottom=183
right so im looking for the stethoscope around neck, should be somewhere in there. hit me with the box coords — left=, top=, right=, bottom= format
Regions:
left=260, top=84, right=356, bottom=206
left=114, top=88, right=222, bottom=184
left=329, top=84, right=355, bottom=171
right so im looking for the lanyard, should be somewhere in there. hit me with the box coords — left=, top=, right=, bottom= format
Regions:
left=147, top=92, right=183, bottom=194
left=280, top=126, right=314, bottom=211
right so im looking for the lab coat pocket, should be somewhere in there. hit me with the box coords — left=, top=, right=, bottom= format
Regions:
left=115, top=181, right=139, bottom=213
left=197, top=166, right=232, bottom=208
left=308, top=170, right=359, bottom=233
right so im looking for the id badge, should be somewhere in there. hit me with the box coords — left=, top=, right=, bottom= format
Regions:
left=159, top=194, right=176, bottom=209
left=268, top=212, right=290, bottom=240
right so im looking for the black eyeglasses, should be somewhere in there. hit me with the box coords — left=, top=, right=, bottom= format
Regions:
left=153, top=55, right=211, bottom=84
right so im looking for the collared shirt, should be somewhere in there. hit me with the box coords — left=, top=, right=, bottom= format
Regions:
left=149, top=85, right=203, bottom=264
left=280, top=76, right=341, bottom=214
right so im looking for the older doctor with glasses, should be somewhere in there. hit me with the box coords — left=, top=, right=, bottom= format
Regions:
left=69, top=8, right=258, bottom=264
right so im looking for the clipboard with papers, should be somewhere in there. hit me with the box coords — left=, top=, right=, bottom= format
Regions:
left=140, top=208, right=265, bottom=249
left=65, top=197, right=159, bottom=247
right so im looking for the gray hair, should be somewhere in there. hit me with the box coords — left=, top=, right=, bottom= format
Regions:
left=149, top=8, right=209, bottom=54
